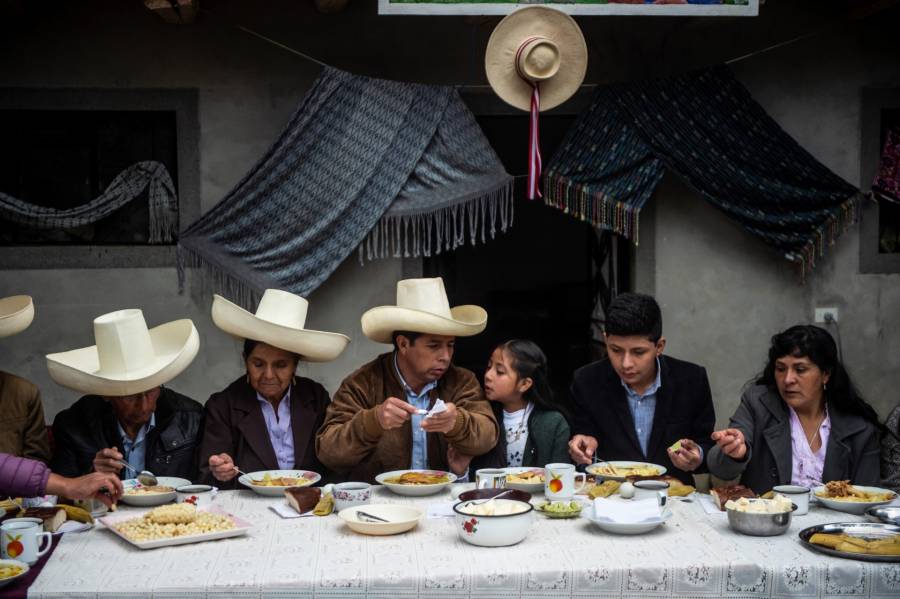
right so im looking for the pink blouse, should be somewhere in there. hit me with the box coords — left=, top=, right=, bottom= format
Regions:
left=788, top=406, right=831, bottom=488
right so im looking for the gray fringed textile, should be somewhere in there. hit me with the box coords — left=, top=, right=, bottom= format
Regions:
left=0, top=161, right=177, bottom=243
left=178, top=67, right=512, bottom=305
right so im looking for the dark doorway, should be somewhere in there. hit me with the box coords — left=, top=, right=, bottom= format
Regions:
left=425, top=109, right=631, bottom=405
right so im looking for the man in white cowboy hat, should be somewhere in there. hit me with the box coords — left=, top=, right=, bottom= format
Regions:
left=0, top=295, right=51, bottom=464
left=316, top=278, right=498, bottom=483
left=198, top=289, right=349, bottom=487
left=47, top=309, right=203, bottom=481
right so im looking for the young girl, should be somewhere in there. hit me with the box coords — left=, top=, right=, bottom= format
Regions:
left=462, top=339, right=571, bottom=471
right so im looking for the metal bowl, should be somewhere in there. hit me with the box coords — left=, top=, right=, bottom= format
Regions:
left=726, top=502, right=797, bottom=536
left=866, top=505, right=900, bottom=525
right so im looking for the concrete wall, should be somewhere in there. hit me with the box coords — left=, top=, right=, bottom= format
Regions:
left=643, top=25, right=900, bottom=424
left=1, top=1, right=898, bottom=426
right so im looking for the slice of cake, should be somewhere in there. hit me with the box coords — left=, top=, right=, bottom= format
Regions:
left=711, top=484, right=756, bottom=511
left=284, top=487, right=321, bottom=514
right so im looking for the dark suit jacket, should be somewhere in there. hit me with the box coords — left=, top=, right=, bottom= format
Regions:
left=569, top=355, right=715, bottom=484
left=198, top=376, right=334, bottom=486
left=51, top=387, right=202, bottom=480
left=707, top=385, right=882, bottom=494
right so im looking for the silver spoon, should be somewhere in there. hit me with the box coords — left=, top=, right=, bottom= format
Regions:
left=113, top=459, right=158, bottom=486
left=468, top=489, right=515, bottom=506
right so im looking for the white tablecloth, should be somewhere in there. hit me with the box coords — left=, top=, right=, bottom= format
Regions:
left=28, top=487, right=900, bottom=598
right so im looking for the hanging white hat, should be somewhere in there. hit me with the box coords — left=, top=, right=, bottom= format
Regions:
left=0, top=295, right=34, bottom=339
left=485, top=5, right=588, bottom=112
left=46, top=309, right=199, bottom=397
left=211, top=289, right=350, bottom=362
left=361, top=278, right=487, bottom=345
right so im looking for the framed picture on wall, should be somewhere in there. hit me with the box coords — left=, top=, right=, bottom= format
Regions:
left=378, top=0, right=759, bottom=17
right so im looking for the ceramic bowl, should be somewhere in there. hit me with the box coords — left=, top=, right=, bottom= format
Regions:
left=585, top=509, right=672, bottom=535
left=453, top=498, right=533, bottom=547
left=457, top=488, right=532, bottom=504
left=375, top=470, right=457, bottom=497
left=813, top=485, right=897, bottom=515
left=120, top=477, right=191, bottom=507
left=338, top=504, right=423, bottom=536
left=503, top=468, right=546, bottom=494
left=534, top=500, right=584, bottom=519
left=0, top=559, right=29, bottom=589
left=238, top=470, right=321, bottom=497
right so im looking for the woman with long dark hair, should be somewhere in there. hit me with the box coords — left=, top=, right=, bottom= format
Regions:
left=449, top=339, right=571, bottom=472
left=708, top=325, right=882, bottom=493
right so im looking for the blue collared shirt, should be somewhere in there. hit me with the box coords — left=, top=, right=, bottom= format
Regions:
left=118, top=413, right=156, bottom=475
left=256, top=387, right=295, bottom=470
left=621, top=359, right=662, bottom=457
left=394, top=353, right=437, bottom=470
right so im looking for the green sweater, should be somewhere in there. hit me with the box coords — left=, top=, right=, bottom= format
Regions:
left=472, top=406, right=572, bottom=469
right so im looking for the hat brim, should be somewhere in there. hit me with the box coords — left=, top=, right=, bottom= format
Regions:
left=0, top=296, right=34, bottom=339
left=46, top=319, right=200, bottom=397
left=485, top=6, right=588, bottom=112
left=211, top=294, right=349, bottom=362
left=361, top=305, right=487, bottom=345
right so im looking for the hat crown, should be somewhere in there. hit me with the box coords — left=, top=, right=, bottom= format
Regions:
left=516, top=37, right=560, bottom=82
left=396, top=278, right=453, bottom=319
left=255, top=289, right=309, bottom=330
left=93, top=309, right=155, bottom=375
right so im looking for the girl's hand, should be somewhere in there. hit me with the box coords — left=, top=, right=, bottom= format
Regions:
left=447, top=445, right=473, bottom=476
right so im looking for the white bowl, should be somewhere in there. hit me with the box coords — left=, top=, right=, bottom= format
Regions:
left=0, top=559, right=29, bottom=589
left=813, top=485, right=897, bottom=515
left=375, top=470, right=457, bottom=497
left=238, top=470, right=321, bottom=497
left=504, top=467, right=546, bottom=494
left=338, top=504, right=423, bottom=536
left=453, top=498, right=534, bottom=547
left=585, top=461, right=667, bottom=482
left=585, top=509, right=672, bottom=535
left=120, top=477, right=191, bottom=506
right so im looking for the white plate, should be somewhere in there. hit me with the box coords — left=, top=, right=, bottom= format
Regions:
left=339, top=504, right=423, bottom=535
left=238, top=470, right=321, bottom=497
left=0, top=559, right=29, bottom=589
left=586, top=461, right=667, bottom=482
left=812, top=485, right=897, bottom=515
left=375, top=470, right=457, bottom=496
left=120, top=477, right=192, bottom=506
left=504, top=467, right=545, bottom=493
left=100, top=506, right=251, bottom=549
left=585, top=509, right=672, bottom=535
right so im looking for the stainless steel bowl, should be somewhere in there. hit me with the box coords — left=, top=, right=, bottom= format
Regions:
left=866, top=505, right=900, bottom=525
left=726, top=502, right=797, bottom=536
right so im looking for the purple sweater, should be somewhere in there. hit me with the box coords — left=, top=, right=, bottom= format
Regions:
left=0, top=453, right=51, bottom=497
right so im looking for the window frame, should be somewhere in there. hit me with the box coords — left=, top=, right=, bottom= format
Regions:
left=0, top=88, right=199, bottom=268
left=859, top=87, right=900, bottom=274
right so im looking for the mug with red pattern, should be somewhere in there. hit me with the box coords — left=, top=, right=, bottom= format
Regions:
left=175, top=485, right=217, bottom=508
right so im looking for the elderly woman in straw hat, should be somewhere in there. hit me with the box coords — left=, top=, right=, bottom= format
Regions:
left=316, top=278, right=498, bottom=483
left=48, top=309, right=203, bottom=481
left=0, top=295, right=51, bottom=464
left=199, top=290, right=350, bottom=487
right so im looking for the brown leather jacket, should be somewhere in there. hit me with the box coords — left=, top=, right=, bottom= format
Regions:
left=0, top=372, right=50, bottom=463
left=315, top=352, right=498, bottom=483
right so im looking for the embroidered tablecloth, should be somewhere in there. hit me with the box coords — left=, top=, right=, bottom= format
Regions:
left=28, top=487, right=900, bottom=598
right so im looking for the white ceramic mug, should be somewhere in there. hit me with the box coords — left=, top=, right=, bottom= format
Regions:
left=544, top=463, right=586, bottom=500
left=1, top=518, right=52, bottom=565
left=333, top=482, right=372, bottom=512
left=176, top=485, right=218, bottom=508
left=475, top=469, right=507, bottom=490
left=633, top=480, right=669, bottom=507
left=773, top=485, right=810, bottom=515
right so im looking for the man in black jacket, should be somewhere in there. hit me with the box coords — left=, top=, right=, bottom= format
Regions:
left=46, top=308, right=203, bottom=482
left=567, top=293, right=715, bottom=484
left=51, top=386, right=203, bottom=481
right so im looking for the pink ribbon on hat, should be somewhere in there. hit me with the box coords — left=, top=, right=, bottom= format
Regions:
left=515, top=37, right=544, bottom=200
